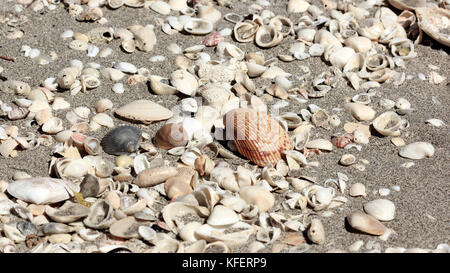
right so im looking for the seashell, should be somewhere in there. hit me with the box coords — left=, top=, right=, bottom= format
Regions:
left=108, top=0, right=123, bottom=9
left=363, top=199, right=396, bottom=221
left=109, top=216, right=140, bottom=239
left=154, top=123, right=189, bottom=150
left=149, top=75, right=177, bottom=95
left=288, top=0, right=310, bottom=13
left=240, top=186, right=274, bottom=212
left=224, top=108, right=292, bottom=167
left=42, top=117, right=64, bottom=134
left=198, top=5, right=221, bottom=25
left=329, top=47, right=356, bottom=69
left=134, top=166, right=178, bottom=187
left=92, top=113, right=114, bottom=128
left=387, top=0, right=426, bottom=11
left=234, top=21, right=259, bottom=43
left=358, top=18, right=385, bottom=40
left=134, top=25, right=157, bottom=53
left=204, top=241, right=231, bottom=253
left=121, top=39, right=135, bottom=53
left=113, top=62, right=137, bottom=74
left=307, top=219, right=325, bottom=245
left=399, top=142, right=435, bottom=160
left=297, top=28, right=316, bottom=44
left=83, top=199, right=115, bottom=229
left=346, top=211, right=387, bottom=236
left=100, top=126, right=141, bottom=156
left=100, top=67, right=125, bottom=81
left=7, top=105, right=29, bottom=121
left=7, top=177, right=79, bottom=205
left=170, top=69, right=198, bottom=96
left=124, top=0, right=145, bottom=8
left=314, top=29, right=342, bottom=48
left=389, top=38, right=416, bottom=59
left=162, top=202, right=209, bottom=234
left=81, top=75, right=101, bottom=90
left=195, top=221, right=254, bottom=247
left=246, top=62, right=267, bottom=77
left=184, top=18, right=213, bottom=35
left=150, top=1, right=170, bottom=15
left=96, top=98, right=113, bottom=113
left=344, top=37, right=372, bottom=53
left=426, top=119, right=445, bottom=127
left=395, top=98, right=412, bottom=115
left=415, top=7, right=450, bottom=47
left=372, top=111, right=404, bottom=137
left=203, top=32, right=224, bottom=47
left=45, top=201, right=90, bottom=223
left=115, top=100, right=173, bottom=124
left=207, top=205, right=239, bottom=227
left=169, top=0, right=187, bottom=11
left=345, top=103, right=376, bottom=121
left=255, top=25, right=283, bottom=48
left=349, top=183, right=366, bottom=197
left=305, top=139, right=333, bottom=151
left=269, top=16, right=293, bottom=37
left=69, top=39, right=89, bottom=51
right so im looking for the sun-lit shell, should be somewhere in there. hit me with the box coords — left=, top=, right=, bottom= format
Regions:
left=115, top=100, right=173, bottom=123
left=399, top=142, right=435, bottom=160
left=45, top=201, right=90, bottom=223
left=387, top=0, right=426, bottom=11
left=307, top=219, right=325, bottom=245
left=154, top=123, right=189, bottom=150
left=170, top=69, right=199, bottom=96
left=415, top=7, right=450, bottom=47
left=233, top=21, right=259, bottom=43
left=363, top=199, right=396, bottom=221
left=372, top=111, right=404, bottom=137
left=184, top=18, right=213, bottom=35
left=223, top=108, right=292, bottom=167
left=83, top=199, right=115, bottom=229
left=239, top=186, right=275, bottom=212
left=134, top=166, right=178, bottom=187
left=347, top=211, right=388, bottom=235
left=7, top=177, right=79, bottom=205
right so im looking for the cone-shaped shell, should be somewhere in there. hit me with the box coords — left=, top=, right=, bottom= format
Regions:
left=224, top=108, right=292, bottom=167
left=115, top=100, right=173, bottom=124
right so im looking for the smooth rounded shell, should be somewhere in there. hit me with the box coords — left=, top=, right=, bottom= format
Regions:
left=115, top=100, right=173, bottom=123
left=100, top=126, right=142, bottom=155
left=154, top=123, right=189, bottom=150
left=223, top=108, right=292, bottom=167
left=363, top=199, right=396, bottom=221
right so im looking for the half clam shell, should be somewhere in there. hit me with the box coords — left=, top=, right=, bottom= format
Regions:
left=115, top=100, right=173, bottom=124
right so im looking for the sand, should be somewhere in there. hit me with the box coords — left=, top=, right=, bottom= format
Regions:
left=0, top=0, right=448, bottom=253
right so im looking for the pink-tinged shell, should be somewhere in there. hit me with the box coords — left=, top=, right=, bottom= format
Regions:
left=203, top=32, right=224, bottom=47
left=223, top=108, right=292, bottom=167
left=331, top=133, right=354, bottom=148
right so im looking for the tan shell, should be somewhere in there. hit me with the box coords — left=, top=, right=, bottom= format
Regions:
left=234, top=21, right=259, bottom=43
left=415, top=7, right=450, bottom=47
left=115, top=100, right=173, bottom=124
left=45, top=201, right=90, bottom=223
left=134, top=166, right=178, bottom=187
left=154, top=123, right=189, bottom=150
left=387, top=0, right=426, bottom=11
left=224, top=108, right=292, bottom=167
left=346, top=211, right=388, bottom=236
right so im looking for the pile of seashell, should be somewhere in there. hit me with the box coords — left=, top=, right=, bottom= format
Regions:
left=0, top=0, right=448, bottom=253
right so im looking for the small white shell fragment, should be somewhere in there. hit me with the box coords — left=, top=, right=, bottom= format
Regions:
left=29, top=48, right=41, bottom=59
left=349, top=240, right=364, bottom=252
left=308, top=44, right=324, bottom=56
left=417, top=73, right=426, bottom=81
left=150, top=1, right=171, bottom=15
left=363, top=199, right=396, bottom=221
left=378, top=188, right=390, bottom=196
left=391, top=185, right=400, bottom=192
left=112, top=83, right=124, bottom=94
left=149, top=55, right=165, bottom=62
left=180, top=98, right=198, bottom=113
left=113, top=62, right=137, bottom=74
left=426, top=119, right=445, bottom=127
left=399, top=142, right=435, bottom=160
left=349, top=183, right=366, bottom=197
left=61, top=30, right=74, bottom=39
left=87, top=45, right=99, bottom=57
left=99, top=48, right=113, bottom=58
left=167, top=43, right=182, bottom=54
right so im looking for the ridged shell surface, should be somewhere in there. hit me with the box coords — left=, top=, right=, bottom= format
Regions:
left=100, top=126, right=142, bottom=155
left=224, top=108, right=292, bottom=167
left=115, top=100, right=173, bottom=124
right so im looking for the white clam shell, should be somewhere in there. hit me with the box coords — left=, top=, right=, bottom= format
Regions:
left=345, top=103, right=376, bottom=121
left=329, top=47, right=356, bottom=69
left=7, top=177, right=79, bottom=205
left=399, top=142, right=435, bottom=160
left=113, top=62, right=137, bottom=74
left=184, top=18, right=213, bottom=35
left=207, top=205, right=239, bottom=227
left=372, top=111, right=404, bottom=136
left=115, top=99, right=173, bottom=124
left=150, top=1, right=171, bottom=15
left=363, top=199, right=396, bottom=221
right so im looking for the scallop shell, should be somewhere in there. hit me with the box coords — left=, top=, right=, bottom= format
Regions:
left=100, top=126, right=142, bottom=156
left=115, top=100, right=173, bottom=123
left=224, top=108, right=292, bottom=167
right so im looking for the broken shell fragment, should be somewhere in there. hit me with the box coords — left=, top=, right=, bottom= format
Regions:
left=240, top=186, right=274, bottom=212
left=255, top=25, right=283, bottom=48
left=170, top=69, right=199, bottom=96
left=372, top=111, right=404, bottom=137
left=349, top=183, right=366, bottom=197
left=307, top=219, right=325, bottom=245
left=100, top=126, right=142, bottom=155
left=399, top=142, right=435, bottom=160
left=345, top=103, right=376, bottom=121
left=45, top=201, right=90, bottom=223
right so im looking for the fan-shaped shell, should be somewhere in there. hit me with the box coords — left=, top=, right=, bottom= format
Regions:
left=100, top=126, right=142, bottom=155
left=223, top=108, right=292, bottom=167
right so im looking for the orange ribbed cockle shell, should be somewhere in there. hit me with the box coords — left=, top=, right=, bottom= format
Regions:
left=223, top=108, right=292, bottom=167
